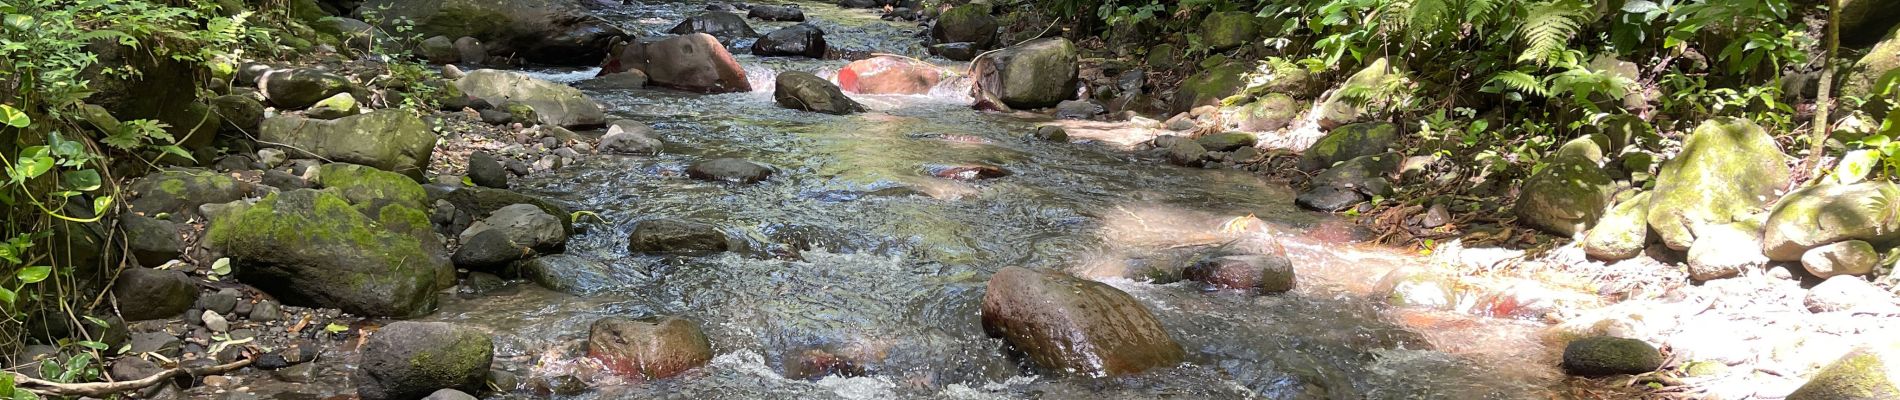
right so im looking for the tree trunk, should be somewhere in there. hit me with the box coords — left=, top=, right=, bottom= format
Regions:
left=1804, top=0, right=1842, bottom=183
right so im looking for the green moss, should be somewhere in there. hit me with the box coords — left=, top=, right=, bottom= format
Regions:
left=1789, top=348, right=1900, bottom=399
left=316, top=163, right=428, bottom=209
left=1201, top=11, right=1260, bottom=51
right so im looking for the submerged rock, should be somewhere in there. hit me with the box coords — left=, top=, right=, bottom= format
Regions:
left=1561, top=336, right=1662, bottom=377
left=1514, top=137, right=1613, bottom=237
left=521, top=254, right=639, bottom=295
left=586, top=316, right=714, bottom=380
left=355, top=322, right=493, bottom=400
left=455, top=69, right=606, bottom=129
left=774, top=71, right=863, bottom=114
left=1183, top=255, right=1295, bottom=293
left=668, top=12, right=759, bottom=43
left=627, top=218, right=729, bottom=255
left=753, top=23, right=826, bottom=58
left=687, top=158, right=773, bottom=183
left=644, top=34, right=753, bottom=93
left=970, top=38, right=1078, bottom=110
left=980, top=267, right=1185, bottom=377
left=1648, top=118, right=1789, bottom=250
left=837, top=56, right=947, bottom=95
left=259, top=110, right=439, bottom=179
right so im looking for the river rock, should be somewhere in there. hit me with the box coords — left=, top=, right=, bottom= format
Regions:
left=455, top=69, right=606, bottom=129
left=521, top=254, right=640, bottom=295
left=1788, top=342, right=1900, bottom=399
left=577, top=71, right=648, bottom=90
left=754, top=24, right=827, bottom=58
left=1561, top=336, right=1662, bottom=376
left=453, top=229, right=531, bottom=271
left=211, top=94, right=265, bottom=135
left=587, top=316, right=714, bottom=380
left=970, top=38, right=1078, bottom=110
left=1582, top=191, right=1651, bottom=261
left=259, top=110, right=439, bottom=179
left=357, top=0, right=627, bottom=66
left=305, top=92, right=359, bottom=120
left=430, top=186, right=574, bottom=234
left=837, top=0, right=889, bottom=7
left=1166, top=140, right=1208, bottom=167
left=932, top=4, right=998, bottom=49
left=355, top=321, right=493, bottom=400
left=981, top=267, right=1184, bottom=376
left=127, top=169, right=255, bottom=216
left=837, top=56, right=946, bottom=95
left=1054, top=99, right=1104, bottom=119
left=600, top=120, right=665, bottom=155
left=454, top=37, right=487, bottom=66
left=1034, top=126, right=1068, bottom=142
left=424, top=389, right=478, bottom=400
left=1197, top=132, right=1257, bottom=152
left=1201, top=11, right=1260, bottom=51
left=420, top=36, right=459, bottom=64
left=260, top=68, right=353, bottom=110
left=930, top=42, right=979, bottom=61
left=123, top=214, right=183, bottom=267
left=748, top=4, right=805, bottom=21
left=1172, top=62, right=1247, bottom=114
left=687, top=158, right=773, bottom=183
left=1686, top=222, right=1770, bottom=281
left=1297, top=122, right=1398, bottom=172
left=628, top=218, right=729, bottom=255
left=1298, top=153, right=1398, bottom=212
left=205, top=189, right=444, bottom=317
left=1233, top=93, right=1298, bottom=132
left=1762, top=182, right=1900, bottom=261
left=644, top=34, right=753, bottom=93
left=668, top=12, right=759, bottom=43
left=1514, top=137, right=1613, bottom=237
left=1804, top=240, right=1880, bottom=278
left=111, top=267, right=199, bottom=321
left=1648, top=118, right=1789, bottom=250
left=1184, top=255, right=1295, bottom=293
left=468, top=152, right=509, bottom=189
left=775, top=71, right=863, bottom=114
left=460, top=203, right=567, bottom=252
left=1806, top=275, right=1897, bottom=313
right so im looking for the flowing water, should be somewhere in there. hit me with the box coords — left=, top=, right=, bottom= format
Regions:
left=380, top=2, right=1578, bottom=399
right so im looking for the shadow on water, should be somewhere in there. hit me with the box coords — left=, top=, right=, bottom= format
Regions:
left=416, top=1, right=1574, bottom=398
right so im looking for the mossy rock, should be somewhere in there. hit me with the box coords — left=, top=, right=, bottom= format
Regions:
left=315, top=163, right=429, bottom=213
left=1296, top=122, right=1399, bottom=172
left=127, top=169, right=255, bottom=216
left=932, top=4, right=998, bottom=48
left=1844, top=24, right=1900, bottom=118
left=970, top=38, right=1078, bottom=110
left=1233, top=93, right=1299, bottom=132
left=258, top=110, right=439, bottom=180
left=1146, top=44, right=1177, bottom=69
left=1196, top=132, right=1257, bottom=152
left=204, top=189, right=444, bottom=317
left=358, top=0, right=627, bottom=66
left=1788, top=344, right=1900, bottom=400
left=1562, top=336, right=1662, bottom=376
left=1201, top=11, right=1260, bottom=51
left=1761, top=182, right=1900, bottom=261
left=355, top=321, right=493, bottom=400
left=455, top=69, right=604, bottom=129
left=1316, top=58, right=1397, bottom=128
left=1646, top=118, right=1789, bottom=250
left=1841, top=0, right=1900, bottom=48
left=1514, top=137, right=1613, bottom=237
left=431, top=186, right=574, bottom=234
left=1582, top=191, right=1651, bottom=261
left=1171, top=62, right=1248, bottom=114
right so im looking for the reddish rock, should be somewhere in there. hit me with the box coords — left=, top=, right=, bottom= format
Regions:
left=642, top=34, right=752, bottom=93
left=782, top=348, right=866, bottom=380
left=585, top=316, right=714, bottom=380
left=980, top=267, right=1184, bottom=377
left=836, top=56, right=947, bottom=95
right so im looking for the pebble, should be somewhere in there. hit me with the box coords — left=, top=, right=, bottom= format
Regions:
left=203, top=310, right=230, bottom=332
left=271, top=362, right=316, bottom=383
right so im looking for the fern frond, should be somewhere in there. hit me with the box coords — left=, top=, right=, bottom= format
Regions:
left=1490, top=70, right=1549, bottom=97
left=1515, top=0, right=1588, bottom=66
left=1464, top=0, right=1508, bottom=31
left=1405, top=0, right=1451, bottom=39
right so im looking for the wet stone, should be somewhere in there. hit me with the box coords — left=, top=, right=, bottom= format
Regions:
left=687, top=158, right=773, bottom=183
left=1562, top=336, right=1663, bottom=376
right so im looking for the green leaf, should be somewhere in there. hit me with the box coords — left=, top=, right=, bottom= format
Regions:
left=324, top=322, right=349, bottom=333
left=17, top=266, right=51, bottom=284
left=211, top=258, right=231, bottom=276
left=0, top=104, right=26, bottom=128
left=0, top=287, right=14, bottom=305
left=11, top=146, right=53, bottom=183
left=1836, top=149, right=1879, bottom=185
left=157, top=145, right=196, bottom=163
left=92, top=196, right=112, bottom=216
left=63, top=169, right=101, bottom=191
left=76, top=341, right=108, bottom=350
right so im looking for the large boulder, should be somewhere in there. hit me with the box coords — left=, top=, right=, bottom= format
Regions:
left=753, top=24, right=827, bottom=58
left=455, top=70, right=606, bottom=129
left=931, top=4, right=998, bottom=49
left=1297, top=153, right=1398, bottom=212
left=1842, top=0, right=1900, bottom=48
left=644, top=34, right=753, bottom=93
left=1296, top=122, right=1399, bottom=172
left=1762, top=182, right=1900, bottom=261
left=111, top=267, right=199, bottom=321
left=122, top=214, right=184, bottom=267
left=1315, top=58, right=1399, bottom=128
left=355, top=322, right=493, bottom=400
left=258, top=111, right=439, bottom=179
left=1582, top=191, right=1651, bottom=261
left=1173, top=62, right=1248, bottom=114
left=126, top=169, right=255, bottom=216
left=356, top=0, right=628, bottom=66
left=1514, top=137, right=1614, bottom=237
left=668, top=12, right=758, bottom=43
left=1647, top=118, right=1789, bottom=250
left=774, top=71, right=864, bottom=114
left=205, top=189, right=445, bottom=317
left=260, top=68, right=354, bottom=110
left=1201, top=11, right=1260, bottom=51
left=586, top=316, right=713, bottom=380
left=980, top=267, right=1184, bottom=376
left=1844, top=31, right=1898, bottom=107
left=836, top=56, right=948, bottom=95
left=970, top=38, right=1078, bottom=110
left=1787, top=343, right=1900, bottom=399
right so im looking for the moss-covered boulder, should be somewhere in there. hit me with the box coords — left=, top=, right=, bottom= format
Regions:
left=1561, top=336, right=1662, bottom=376
left=355, top=321, right=493, bottom=400
left=1201, top=11, right=1260, bottom=51
left=259, top=110, right=439, bottom=179
left=305, top=92, right=359, bottom=120
left=1647, top=118, right=1789, bottom=250
left=1788, top=343, right=1900, bottom=400
left=210, top=94, right=265, bottom=135
left=1196, top=132, right=1257, bottom=152
left=1761, top=182, right=1900, bottom=260
left=970, top=37, right=1078, bottom=110
left=204, top=189, right=444, bottom=317
left=1171, top=62, right=1248, bottom=114
left=1515, top=137, right=1613, bottom=237
left=1316, top=58, right=1398, bottom=128
left=1803, top=240, right=1880, bottom=278
left=932, top=4, right=998, bottom=49
left=586, top=316, right=714, bottom=380
left=982, top=267, right=1184, bottom=376
left=1296, top=122, right=1398, bottom=172
left=261, top=68, right=354, bottom=110
left=1232, top=93, right=1299, bottom=132
left=455, top=70, right=605, bottom=129
left=127, top=169, right=256, bottom=216
left=1582, top=191, right=1651, bottom=261
left=355, top=0, right=628, bottom=66
left=420, top=36, right=459, bottom=64
left=1845, top=25, right=1900, bottom=115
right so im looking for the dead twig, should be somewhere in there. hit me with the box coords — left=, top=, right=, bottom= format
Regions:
left=11, top=358, right=252, bottom=397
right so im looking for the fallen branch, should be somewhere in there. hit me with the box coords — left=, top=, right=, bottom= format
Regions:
left=10, top=358, right=252, bottom=397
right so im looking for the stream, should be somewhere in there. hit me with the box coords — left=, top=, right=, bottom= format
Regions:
left=318, top=1, right=1576, bottom=398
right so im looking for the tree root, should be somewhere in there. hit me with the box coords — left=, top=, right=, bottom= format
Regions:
left=10, top=358, right=252, bottom=397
